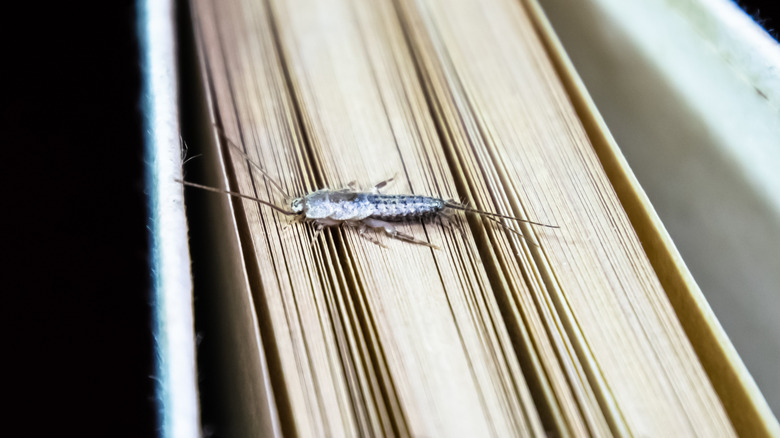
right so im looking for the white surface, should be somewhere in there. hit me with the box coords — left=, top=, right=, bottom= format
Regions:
left=140, top=0, right=202, bottom=436
left=538, top=0, right=780, bottom=416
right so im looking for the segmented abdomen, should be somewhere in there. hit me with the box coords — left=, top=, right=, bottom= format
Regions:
left=303, top=191, right=446, bottom=221
left=362, top=194, right=444, bottom=221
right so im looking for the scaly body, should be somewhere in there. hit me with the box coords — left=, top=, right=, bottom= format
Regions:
left=295, top=190, right=446, bottom=222
left=178, top=138, right=557, bottom=248
left=286, top=184, right=452, bottom=248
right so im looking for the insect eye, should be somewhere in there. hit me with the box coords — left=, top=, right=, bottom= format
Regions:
left=291, top=198, right=304, bottom=213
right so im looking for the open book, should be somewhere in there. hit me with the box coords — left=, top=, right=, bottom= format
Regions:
left=178, top=0, right=777, bottom=435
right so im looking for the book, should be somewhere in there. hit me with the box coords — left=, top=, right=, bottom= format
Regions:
left=539, top=0, right=780, bottom=422
left=175, top=0, right=778, bottom=435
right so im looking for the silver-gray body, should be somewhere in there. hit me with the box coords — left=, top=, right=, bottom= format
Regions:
left=302, top=190, right=445, bottom=222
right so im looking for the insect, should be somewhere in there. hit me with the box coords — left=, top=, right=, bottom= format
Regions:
left=178, top=138, right=557, bottom=249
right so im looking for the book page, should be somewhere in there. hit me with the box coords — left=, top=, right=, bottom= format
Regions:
left=185, top=0, right=737, bottom=435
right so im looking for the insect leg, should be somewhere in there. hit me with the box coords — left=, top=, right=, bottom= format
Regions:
left=334, top=181, right=358, bottom=193
left=370, top=173, right=398, bottom=194
left=362, top=218, right=438, bottom=249
left=438, top=209, right=467, bottom=239
left=350, top=221, right=388, bottom=248
left=280, top=214, right=305, bottom=233
left=310, top=224, right=325, bottom=248
left=311, top=218, right=342, bottom=247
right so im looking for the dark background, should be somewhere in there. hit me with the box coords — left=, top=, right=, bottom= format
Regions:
left=0, top=0, right=775, bottom=436
left=741, top=0, right=780, bottom=38
left=2, top=1, right=154, bottom=436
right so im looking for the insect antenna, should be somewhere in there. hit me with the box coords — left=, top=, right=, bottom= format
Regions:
left=443, top=202, right=559, bottom=228
left=211, top=126, right=292, bottom=199
left=176, top=179, right=298, bottom=216
left=480, top=215, right=541, bottom=247
left=224, top=142, right=292, bottom=199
